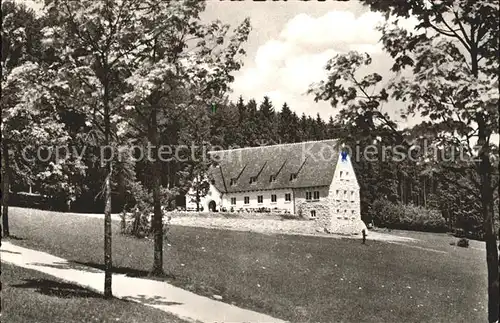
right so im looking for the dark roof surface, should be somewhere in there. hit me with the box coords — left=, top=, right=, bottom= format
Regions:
left=209, top=140, right=340, bottom=193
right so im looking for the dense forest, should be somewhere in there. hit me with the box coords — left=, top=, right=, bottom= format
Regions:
left=9, top=94, right=495, bottom=238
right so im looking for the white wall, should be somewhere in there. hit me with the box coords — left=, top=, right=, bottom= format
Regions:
left=328, top=153, right=361, bottom=218
left=220, top=188, right=295, bottom=212
left=185, top=183, right=222, bottom=211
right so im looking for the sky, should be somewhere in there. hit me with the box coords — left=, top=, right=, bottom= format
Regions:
left=20, top=0, right=409, bottom=124
left=202, top=0, right=405, bottom=122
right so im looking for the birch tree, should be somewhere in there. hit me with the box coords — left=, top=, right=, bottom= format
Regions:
left=41, top=0, right=151, bottom=297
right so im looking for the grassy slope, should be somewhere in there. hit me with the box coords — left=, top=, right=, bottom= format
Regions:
left=1, top=263, right=190, bottom=323
left=6, top=207, right=487, bottom=323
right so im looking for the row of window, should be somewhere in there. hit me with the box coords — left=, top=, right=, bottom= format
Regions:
left=228, top=190, right=354, bottom=205
left=336, top=190, right=356, bottom=200
left=305, top=191, right=320, bottom=201
left=230, top=193, right=292, bottom=205
left=229, top=191, right=325, bottom=205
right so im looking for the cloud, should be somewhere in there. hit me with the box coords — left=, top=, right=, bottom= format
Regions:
left=231, top=10, right=392, bottom=117
left=279, top=11, right=383, bottom=53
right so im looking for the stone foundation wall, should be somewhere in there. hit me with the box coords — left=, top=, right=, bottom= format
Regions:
left=169, top=214, right=366, bottom=236
left=170, top=216, right=319, bottom=235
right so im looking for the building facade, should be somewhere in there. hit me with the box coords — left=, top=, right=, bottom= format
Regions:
left=185, top=140, right=366, bottom=234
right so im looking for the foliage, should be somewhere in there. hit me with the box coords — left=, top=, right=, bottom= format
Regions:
left=120, top=181, right=174, bottom=239
left=1, top=1, right=85, bottom=203
left=309, top=1, right=499, bottom=319
left=370, top=198, right=447, bottom=233
left=457, top=238, right=470, bottom=248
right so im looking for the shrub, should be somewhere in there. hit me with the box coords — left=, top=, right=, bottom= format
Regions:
left=370, top=199, right=447, bottom=233
left=120, top=209, right=171, bottom=239
left=457, top=238, right=470, bottom=248
left=120, top=181, right=173, bottom=239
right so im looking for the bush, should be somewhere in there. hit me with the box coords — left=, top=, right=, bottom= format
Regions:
left=120, top=181, right=173, bottom=239
left=120, top=209, right=171, bottom=239
left=457, top=238, right=470, bottom=248
left=370, top=199, right=447, bottom=233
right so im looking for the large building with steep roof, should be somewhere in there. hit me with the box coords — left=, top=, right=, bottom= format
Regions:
left=185, top=140, right=367, bottom=234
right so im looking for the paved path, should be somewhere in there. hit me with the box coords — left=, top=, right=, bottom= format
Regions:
left=1, top=241, right=288, bottom=323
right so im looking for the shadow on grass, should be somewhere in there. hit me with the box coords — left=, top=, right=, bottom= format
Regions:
left=27, top=260, right=177, bottom=280
left=0, top=249, right=21, bottom=254
left=30, top=261, right=103, bottom=273
left=74, top=261, right=177, bottom=280
left=4, top=235, right=24, bottom=240
left=11, top=279, right=105, bottom=298
left=124, top=294, right=183, bottom=306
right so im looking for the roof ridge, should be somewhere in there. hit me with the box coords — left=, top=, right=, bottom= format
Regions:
left=208, top=139, right=338, bottom=153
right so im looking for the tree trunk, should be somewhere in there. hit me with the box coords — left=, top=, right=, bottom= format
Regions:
left=103, top=74, right=113, bottom=299
left=196, top=173, right=200, bottom=212
left=423, top=177, right=427, bottom=208
left=150, top=107, right=164, bottom=276
left=2, top=141, right=10, bottom=238
left=104, top=162, right=113, bottom=298
left=477, top=115, right=499, bottom=322
left=481, top=168, right=498, bottom=323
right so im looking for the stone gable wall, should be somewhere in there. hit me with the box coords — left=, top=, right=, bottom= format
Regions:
left=325, top=154, right=366, bottom=234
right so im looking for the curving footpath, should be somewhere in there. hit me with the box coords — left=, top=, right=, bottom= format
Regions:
left=1, top=241, right=288, bottom=323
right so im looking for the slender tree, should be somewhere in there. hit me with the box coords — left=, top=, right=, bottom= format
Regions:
left=120, top=0, right=251, bottom=275
left=42, top=0, right=156, bottom=297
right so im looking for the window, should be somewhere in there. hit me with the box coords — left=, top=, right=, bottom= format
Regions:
left=249, top=176, right=256, bottom=184
left=285, top=193, right=291, bottom=201
left=344, top=190, right=347, bottom=200
left=352, top=210, right=355, bottom=214
left=305, top=191, right=312, bottom=201
left=270, top=175, right=276, bottom=182
left=336, top=209, right=340, bottom=213
left=336, top=190, right=340, bottom=200
left=257, top=195, right=263, bottom=203
left=271, top=194, right=277, bottom=202
left=290, top=173, right=297, bottom=181
left=351, top=191, right=355, bottom=200
left=231, top=197, right=236, bottom=205
left=313, top=191, right=320, bottom=200
left=310, top=210, right=317, bottom=218
left=230, top=178, right=236, bottom=186
left=339, top=171, right=343, bottom=178
left=244, top=196, right=250, bottom=204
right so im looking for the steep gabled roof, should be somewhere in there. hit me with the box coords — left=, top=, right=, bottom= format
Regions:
left=209, top=140, right=340, bottom=193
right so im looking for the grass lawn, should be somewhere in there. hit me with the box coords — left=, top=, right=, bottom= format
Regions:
left=1, top=263, right=190, bottom=323
left=6, top=207, right=488, bottom=323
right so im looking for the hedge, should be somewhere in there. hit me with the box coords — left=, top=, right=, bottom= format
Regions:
left=370, top=199, right=448, bottom=233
